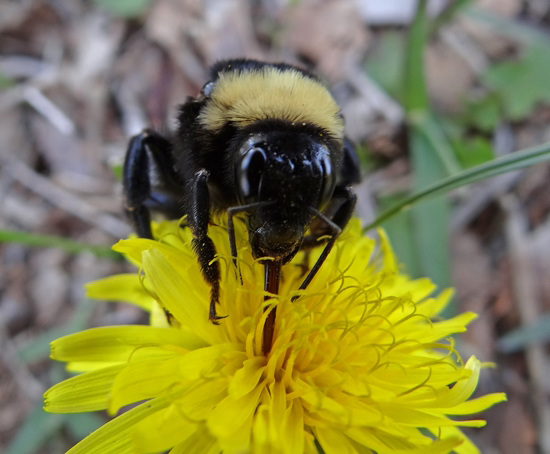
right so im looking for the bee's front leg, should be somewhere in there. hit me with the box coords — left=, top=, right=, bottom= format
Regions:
left=187, top=169, right=225, bottom=323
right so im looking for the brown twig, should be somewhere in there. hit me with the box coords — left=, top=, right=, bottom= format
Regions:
left=7, top=159, right=130, bottom=239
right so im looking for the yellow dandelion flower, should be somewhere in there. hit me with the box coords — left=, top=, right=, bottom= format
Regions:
left=44, top=218, right=506, bottom=453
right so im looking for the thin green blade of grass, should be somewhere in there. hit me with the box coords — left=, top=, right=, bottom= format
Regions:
left=0, top=229, right=121, bottom=260
left=409, top=129, right=452, bottom=295
left=465, top=6, right=550, bottom=45
left=364, top=31, right=405, bottom=102
left=6, top=400, right=104, bottom=454
left=405, top=0, right=460, bottom=177
left=365, top=140, right=550, bottom=231
left=6, top=403, right=65, bottom=454
left=403, top=0, right=455, bottom=301
left=17, top=301, right=96, bottom=364
left=65, top=412, right=105, bottom=442
left=409, top=111, right=462, bottom=175
left=497, top=313, right=550, bottom=353
left=404, top=0, right=429, bottom=113
left=93, top=0, right=152, bottom=18
left=430, top=0, right=472, bottom=34
left=378, top=195, right=420, bottom=278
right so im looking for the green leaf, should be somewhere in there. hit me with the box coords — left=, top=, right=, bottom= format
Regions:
left=365, top=140, right=550, bottom=231
left=454, top=136, right=494, bottom=169
left=402, top=0, right=454, bottom=305
left=0, top=71, right=14, bottom=89
left=378, top=194, right=420, bottom=278
left=409, top=128, right=451, bottom=293
left=410, top=111, right=462, bottom=175
left=430, top=0, right=473, bottom=33
left=93, top=0, right=152, bottom=18
left=498, top=314, right=550, bottom=353
left=438, top=119, right=494, bottom=169
left=464, top=95, right=501, bottom=132
left=65, top=413, right=105, bottom=440
left=355, top=143, right=376, bottom=172
left=465, top=7, right=547, bottom=44
left=483, top=42, right=550, bottom=120
left=365, top=31, right=405, bottom=102
left=0, top=229, right=121, bottom=260
left=111, top=162, right=124, bottom=182
left=405, top=0, right=429, bottom=113
left=6, top=403, right=65, bottom=454
left=6, top=398, right=104, bottom=454
left=17, top=301, right=96, bottom=364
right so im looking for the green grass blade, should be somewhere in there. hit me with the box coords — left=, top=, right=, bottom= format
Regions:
left=0, top=229, right=121, bottom=259
left=409, top=128, right=452, bottom=296
left=378, top=195, right=420, bottom=278
left=6, top=401, right=104, bottom=454
left=430, top=0, right=472, bottom=34
left=409, top=111, right=462, bottom=176
left=93, top=0, right=152, bottom=18
left=17, top=301, right=96, bottom=364
left=403, top=0, right=454, bottom=301
left=365, top=141, right=550, bottom=231
left=405, top=0, right=460, bottom=176
left=465, top=7, right=550, bottom=45
left=497, top=313, right=550, bottom=353
left=6, top=403, right=65, bottom=454
left=65, top=413, right=105, bottom=442
left=404, top=0, right=429, bottom=113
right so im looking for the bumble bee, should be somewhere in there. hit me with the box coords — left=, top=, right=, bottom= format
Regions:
left=123, top=59, right=360, bottom=352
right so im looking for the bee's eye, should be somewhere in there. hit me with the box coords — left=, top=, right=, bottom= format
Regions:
left=201, top=81, right=215, bottom=97
left=319, top=154, right=335, bottom=209
left=237, top=147, right=266, bottom=204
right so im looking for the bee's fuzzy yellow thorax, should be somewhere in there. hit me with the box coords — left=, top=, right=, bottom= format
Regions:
left=199, top=67, right=344, bottom=139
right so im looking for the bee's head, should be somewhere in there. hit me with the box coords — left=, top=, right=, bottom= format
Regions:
left=234, top=129, right=337, bottom=261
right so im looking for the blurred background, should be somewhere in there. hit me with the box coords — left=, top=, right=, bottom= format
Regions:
left=1, top=0, right=550, bottom=452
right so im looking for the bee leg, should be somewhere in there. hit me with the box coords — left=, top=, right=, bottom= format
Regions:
left=123, top=129, right=182, bottom=238
left=341, top=137, right=362, bottom=186
left=326, top=186, right=357, bottom=239
left=293, top=187, right=357, bottom=301
left=123, top=132, right=154, bottom=238
left=188, top=169, right=225, bottom=324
